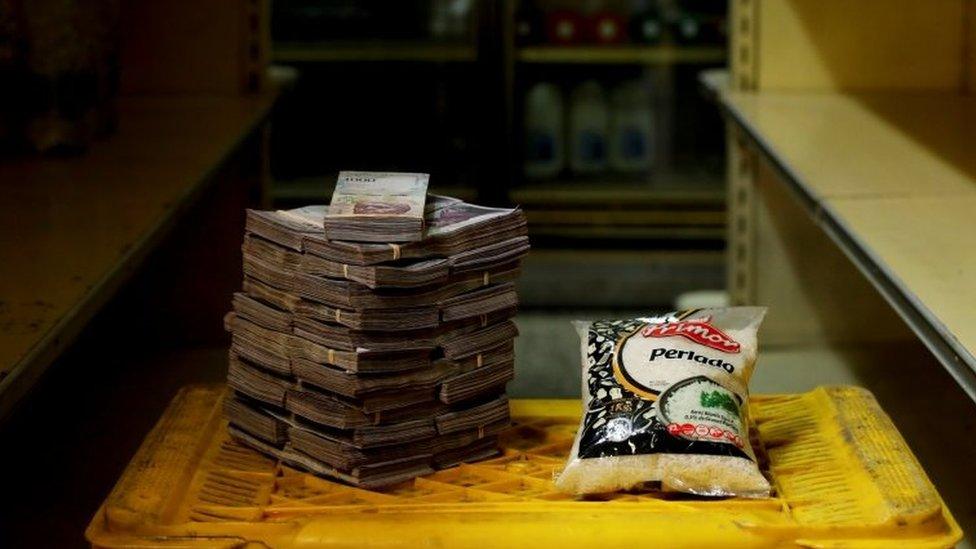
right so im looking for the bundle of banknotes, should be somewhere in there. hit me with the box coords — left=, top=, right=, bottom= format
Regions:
left=323, top=171, right=429, bottom=242
left=223, top=173, right=529, bottom=488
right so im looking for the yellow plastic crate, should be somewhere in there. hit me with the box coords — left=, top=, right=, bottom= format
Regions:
left=86, top=385, right=961, bottom=548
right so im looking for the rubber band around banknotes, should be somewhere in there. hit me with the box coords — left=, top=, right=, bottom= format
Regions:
left=478, top=425, right=485, bottom=439
left=480, top=314, right=488, bottom=327
left=342, top=264, right=349, bottom=278
left=327, top=348, right=335, bottom=364
left=483, top=271, right=490, bottom=285
left=476, top=353, right=483, bottom=368
left=334, top=308, right=341, bottom=323
left=388, top=243, right=401, bottom=260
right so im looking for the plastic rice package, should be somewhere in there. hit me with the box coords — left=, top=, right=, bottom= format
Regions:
left=555, top=307, right=770, bottom=497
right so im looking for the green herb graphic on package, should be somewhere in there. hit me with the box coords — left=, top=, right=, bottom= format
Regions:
left=701, top=390, right=739, bottom=416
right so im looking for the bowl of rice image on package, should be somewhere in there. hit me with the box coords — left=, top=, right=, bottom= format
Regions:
left=555, top=307, right=770, bottom=497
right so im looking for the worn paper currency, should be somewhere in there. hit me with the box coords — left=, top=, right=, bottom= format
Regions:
left=277, top=205, right=327, bottom=228
left=328, top=172, right=429, bottom=218
left=425, top=194, right=514, bottom=237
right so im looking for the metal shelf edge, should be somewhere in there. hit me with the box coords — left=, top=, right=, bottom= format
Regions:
left=516, top=45, right=727, bottom=65
left=718, top=95, right=976, bottom=404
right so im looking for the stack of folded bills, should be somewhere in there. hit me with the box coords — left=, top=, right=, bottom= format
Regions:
left=223, top=172, right=529, bottom=488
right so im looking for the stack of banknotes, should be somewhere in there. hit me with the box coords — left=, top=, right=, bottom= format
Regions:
left=223, top=172, right=529, bottom=488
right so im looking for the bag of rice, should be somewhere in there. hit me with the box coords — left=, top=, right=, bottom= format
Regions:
left=555, top=307, right=770, bottom=497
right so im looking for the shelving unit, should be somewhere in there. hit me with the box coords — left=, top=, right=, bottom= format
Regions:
left=513, top=181, right=725, bottom=242
left=263, top=2, right=730, bottom=309
left=716, top=5, right=976, bottom=536
left=720, top=0, right=976, bottom=400
left=0, top=93, right=278, bottom=421
left=0, top=1, right=278, bottom=421
left=517, top=45, right=725, bottom=64
left=720, top=89, right=976, bottom=400
left=274, top=41, right=477, bottom=63
left=267, top=2, right=728, bottom=254
left=511, top=182, right=724, bottom=205
left=509, top=172, right=725, bottom=250
left=505, top=2, right=729, bottom=247
left=266, top=2, right=496, bottom=206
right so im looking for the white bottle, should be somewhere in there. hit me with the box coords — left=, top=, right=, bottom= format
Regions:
left=523, top=82, right=565, bottom=179
left=609, top=80, right=654, bottom=173
left=568, top=80, right=609, bottom=175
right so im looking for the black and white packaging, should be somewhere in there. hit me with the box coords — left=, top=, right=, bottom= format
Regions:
left=555, top=307, right=770, bottom=497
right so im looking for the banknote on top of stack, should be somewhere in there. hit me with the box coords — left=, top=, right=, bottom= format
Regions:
left=223, top=172, right=528, bottom=488
left=322, top=171, right=429, bottom=243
